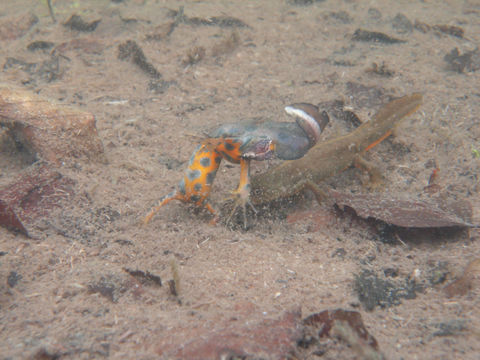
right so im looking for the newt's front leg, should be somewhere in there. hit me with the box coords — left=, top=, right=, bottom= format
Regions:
left=225, top=158, right=257, bottom=229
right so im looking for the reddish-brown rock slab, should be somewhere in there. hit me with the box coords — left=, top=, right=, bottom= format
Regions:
left=0, top=12, right=38, bottom=41
left=0, top=85, right=104, bottom=165
left=155, top=308, right=302, bottom=360
left=0, top=163, right=74, bottom=237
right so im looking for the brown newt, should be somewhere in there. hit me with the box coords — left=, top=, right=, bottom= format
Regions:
left=249, top=93, right=423, bottom=206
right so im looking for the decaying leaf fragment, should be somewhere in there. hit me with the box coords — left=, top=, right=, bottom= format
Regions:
left=155, top=307, right=301, bottom=359
left=0, top=85, right=104, bottom=165
left=330, top=190, right=474, bottom=228
left=302, top=309, right=384, bottom=360
left=0, top=162, right=74, bottom=237
left=444, top=258, right=480, bottom=298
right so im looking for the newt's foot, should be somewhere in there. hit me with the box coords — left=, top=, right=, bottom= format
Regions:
left=353, top=155, right=385, bottom=190
left=224, top=187, right=257, bottom=230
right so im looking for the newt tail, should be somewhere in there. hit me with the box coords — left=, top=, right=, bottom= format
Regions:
left=250, top=93, right=424, bottom=205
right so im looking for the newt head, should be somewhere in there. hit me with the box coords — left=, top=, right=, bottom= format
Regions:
left=241, top=138, right=275, bottom=161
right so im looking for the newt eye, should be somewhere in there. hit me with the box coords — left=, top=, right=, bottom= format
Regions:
left=225, top=142, right=235, bottom=151
left=241, top=139, right=274, bottom=161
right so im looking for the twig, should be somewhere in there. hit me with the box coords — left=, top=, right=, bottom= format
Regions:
left=47, top=0, right=56, bottom=23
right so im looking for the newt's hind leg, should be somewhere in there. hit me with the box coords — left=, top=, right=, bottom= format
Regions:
left=144, top=190, right=182, bottom=225
left=353, top=155, right=384, bottom=189
left=225, top=159, right=257, bottom=229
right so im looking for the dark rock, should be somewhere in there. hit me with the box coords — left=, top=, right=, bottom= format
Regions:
left=392, top=13, right=413, bottom=34
left=63, top=14, right=100, bottom=32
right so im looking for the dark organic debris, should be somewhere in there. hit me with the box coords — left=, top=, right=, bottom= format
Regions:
left=0, top=163, right=75, bottom=237
left=352, top=29, right=406, bottom=44
left=167, top=8, right=249, bottom=29
left=167, top=280, right=178, bottom=297
left=3, top=57, right=36, bottom=74
left=88, top=282, right=116, bottom=302
left=444, top=258, right=480, bottom=298
left=148, top=79, right=174, bottom=94
left=383, top=267, right=399, bottom=278
left=27, top=40, right=55, bottom=52
left=93, top=206, right=121, bottom=223
left=115, top=239, right=133, bottom=246
left=328, top=11, right=353, bottom=24
left=7, top=271, right=22, bottom=288
left=413, top=19, right=431, bottom=33
left=431, top=319, right=467, bottom=337
left=88, top=276, right=126, bottom=303
left=124, top=268, right=162, bottom=287
left=63, top=14, right=101, bottom=32
left=303, top=309, right=378, bottom=346
left=427, top=261, right=449, bottom=286
left=354, top=269, right=422, bottom=311
left=46, top=0, right=56, bottom=23
left=182, top=46, right=206, bottom=66
left=368, top=8, right=382, bottom=21
left=54, top=38, right=104, bottom=55
left=288, top=0, right=326, bottom=5
left=31, top=346, right=110, bottom=360
left=301, top=309, right=384, bottom=359
left=330, top=190, right=475, bottom=228
left=317, top=98, right=363, bottom=129
left=366, top=62, right=395, bottom=77
left=189, top=16, right=249, bottom=28
left=118, top=40, right=162, bottom=79
left=155, top=6, right=186, bottom=38
left=444, top=47, right=480, bottom=73
left=169, top=259, right=181, bottom=298
left=35, top=56, right=62, bottom=83
left=157, top=155, right=184, bottom=170
left=3, top=56, right=63, bottom=83
left=211, top=31, right=240, bottom=57
left=331, top=247, right=347, bottom=259
left=414, top=20, right=465, bottom=38
left=344, top=82, right=390, bottom=109
left=392, top=13, right=413, bottom=34
left=31, top=347, right=64, bottom=360
left=433, top=24, right=464, bottom=38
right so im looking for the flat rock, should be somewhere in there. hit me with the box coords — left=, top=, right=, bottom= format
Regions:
left=0, top=85, right=104, bottom=165
left=330, top=190, right=474, bottom=228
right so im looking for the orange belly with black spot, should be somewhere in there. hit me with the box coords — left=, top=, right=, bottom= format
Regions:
left=179, top=144, right=222, bottom=206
